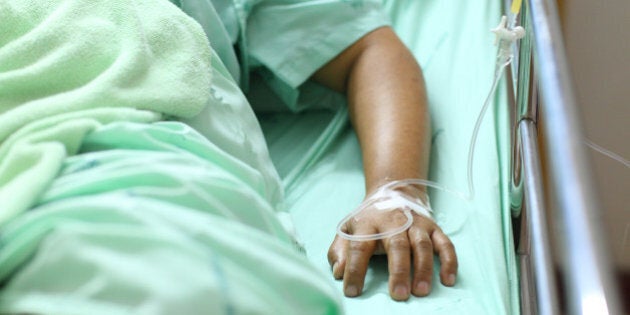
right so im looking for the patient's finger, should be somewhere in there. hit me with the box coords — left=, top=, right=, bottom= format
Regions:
left=383, top=232, right=411, bottom=301
left=328, top=235, right=348, bottom=279
left=432, top=228, right=458, bottom=286
left=343, top=228, right=377, bottom=297
left=408, top=225, right=433, bottom=296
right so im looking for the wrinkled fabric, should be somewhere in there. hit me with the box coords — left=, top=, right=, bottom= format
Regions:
left=0, top=0, right=212, bottom=225
left=174, top=0, right=390, bottom=111
left=0, top=122, right=341, bottom=315
left=0, top=0, right=391, bottom=313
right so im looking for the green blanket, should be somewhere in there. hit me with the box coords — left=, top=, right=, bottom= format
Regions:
left=0, top=121, right=341, bottom=315
left=0, top=0, right=211, bottom=225
left=0, top=1, right=341, bottom=314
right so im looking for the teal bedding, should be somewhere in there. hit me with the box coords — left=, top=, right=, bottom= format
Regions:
left=0, top=0, right=519, bottom=314
left=258, top=0, right=519, bottom=314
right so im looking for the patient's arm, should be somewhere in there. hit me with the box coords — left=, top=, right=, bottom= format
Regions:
left=312, top=26, right=458, bottom=301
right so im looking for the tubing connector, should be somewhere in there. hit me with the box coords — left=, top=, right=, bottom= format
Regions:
left=491, top=15, right=525, bottom=62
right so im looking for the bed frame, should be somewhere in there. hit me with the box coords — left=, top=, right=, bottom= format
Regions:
left=506, top=0, right=623, bottom=314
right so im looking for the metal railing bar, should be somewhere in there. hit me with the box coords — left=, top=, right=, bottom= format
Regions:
left=526, top=0, right=622, bottom=314
left=520, top=119, right=561, bottom=315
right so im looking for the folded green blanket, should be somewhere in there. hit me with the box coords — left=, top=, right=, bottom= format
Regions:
left=0, top=0, right=212, bottom=225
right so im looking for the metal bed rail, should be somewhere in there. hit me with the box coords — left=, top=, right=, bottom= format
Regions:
left=507, top=0, right=623, bottom=314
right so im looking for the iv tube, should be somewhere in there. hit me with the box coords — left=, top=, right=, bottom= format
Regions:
left=585, top=139, right=630, bottom=169
left=336, top=15, right=525, bottom=242
left=338, top=0, right=628, bottom=241
left=336, top=60, right=512, bottom=241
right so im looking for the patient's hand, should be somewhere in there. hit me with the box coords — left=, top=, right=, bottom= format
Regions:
left=313, top=26, right=456, bottom=301
left=327, top=209, right=458, bottom=301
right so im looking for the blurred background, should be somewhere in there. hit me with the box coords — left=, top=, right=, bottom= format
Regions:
left=557, top=0, right=629, bottom=307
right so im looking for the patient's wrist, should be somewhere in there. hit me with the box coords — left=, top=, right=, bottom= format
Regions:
left=368, top=179, right=433, bottom=220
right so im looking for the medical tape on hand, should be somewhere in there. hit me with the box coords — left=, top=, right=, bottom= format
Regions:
left=371, top=188, right=433, bottom=220
left=336, top=180, right=433, bottom=241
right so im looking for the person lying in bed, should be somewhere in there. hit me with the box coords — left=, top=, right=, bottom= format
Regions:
left=223, top=1, right=459, bottom=301
left=0, top=0, right=457, bottom=307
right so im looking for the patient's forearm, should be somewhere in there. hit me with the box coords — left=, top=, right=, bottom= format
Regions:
left=313, top=26, right=430, bottom=193
left=316, top=27, right=457, bottom=301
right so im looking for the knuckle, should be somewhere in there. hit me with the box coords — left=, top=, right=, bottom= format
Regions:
left=346, top=221, right=358, bottom=234
left=391, top=210, right=408, bottom=224
left=349, top=241, right=371, bottom=253
left=340, top=222, right=349, bottom=233
left=327, top=248, right=337, bottom=263
left=387, top=237, right=410, bottom=251
left=414, top=237, right=433, bottom=250
left=444, top=256, right=459, bottom=269
left=442, top=254, right=456, bottom=264
left=437, top=239, right=455, bottom=252
left=391, top=263, right=410, bottom=277
left=414, top=260, right=434, bottom=275
left=438, top=238, right=457, bottom=255
left=391, top=267, right=409, bottom=277
left=345, top=265, right=363, bottom=276
left=407, top=225, right=424, bottom=236
left=415, top=267, right=433, bottom=278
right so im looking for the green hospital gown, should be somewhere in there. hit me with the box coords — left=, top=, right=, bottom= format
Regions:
left=174, top=0, right=390, bottom=110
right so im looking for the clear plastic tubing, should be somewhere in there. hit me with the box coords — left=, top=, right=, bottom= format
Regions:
left=338, top=4, right=627, bottom=241
left=336, top=15, right=525, bottom=242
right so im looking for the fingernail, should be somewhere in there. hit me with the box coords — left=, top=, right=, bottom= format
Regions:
left=394, top=284, right=409, bottom=299
left=415, top=281, right=430, bottom=296
left=447, top=274, right=456, bottom=286
left=332, top=262, right=339, bottom=275
left=345, top=285, right=359, bottom=297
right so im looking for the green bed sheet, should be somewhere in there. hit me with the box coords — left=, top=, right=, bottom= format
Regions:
left=0, top=0, right=519, bottom=314
left=258, top=0, right=519, bottom=314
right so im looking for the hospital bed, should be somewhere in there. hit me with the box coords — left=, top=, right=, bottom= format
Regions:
left=0, top=0, right=623, bottom=314
left=259, top=0, right=624, bottom=314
